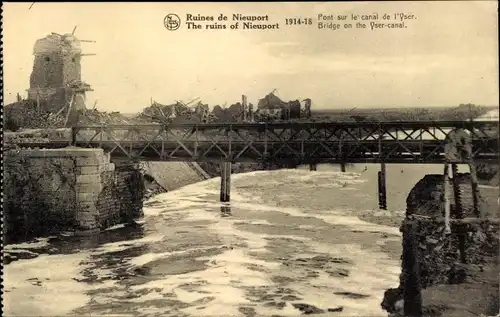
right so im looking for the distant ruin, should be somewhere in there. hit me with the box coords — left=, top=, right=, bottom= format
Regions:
left=28, top=32, right=93, bottom=120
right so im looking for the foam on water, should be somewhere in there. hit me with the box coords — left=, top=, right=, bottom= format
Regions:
left=127, top=245, right=231, bottom=267
left=92, top=233, right=166, bottom=254
left=125, top=170, right=400, bottom=315
left=104, top=223, right=128, bottom=231
left=4, top=237, right=53, bottom=250
left=4, top=167, right=402, bottom=316
left=128, top=246, right=281, bottom=316
left=3, top=253, right=90, bottom=316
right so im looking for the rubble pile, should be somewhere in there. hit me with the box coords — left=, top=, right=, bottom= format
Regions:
left=4, top=129, right=72, bottom=148
left=138, top=100, right=215, bottom=124
left=77, top=109, right=147, bottom=125
left=212, top=103, right=244, bottom=122
left=4, top=100, right=152, bottom=132
left=4, top=100, right=66, bottom=131
left=406, top=218, right=498, bottom=287
left=382, top=174, right=499, bottom=315
left=138, top=91, right=306, bottom=124
left=6, top=91, right=309, bottom=132
left=138, top=101, right=187, bottom=122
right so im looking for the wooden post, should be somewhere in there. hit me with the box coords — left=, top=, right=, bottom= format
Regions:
left=378, top=163, right=387, bottom=210
left=468, top=162, right=481, bottom=217
left=451, top=163, right=467, bottom=263
left=403, top=218, right=423, bottom=317
left=220, top=161, right=231, bottom=203
left=340, top=163, right=346, bottom=172
left=378, top=134, right=387, bottom=210
left=309, top=163, right=317, bottom=171
left=443, top=163, right=451, bottom=234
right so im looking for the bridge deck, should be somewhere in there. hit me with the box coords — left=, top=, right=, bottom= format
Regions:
left=7, top=121, right=499, bottom=164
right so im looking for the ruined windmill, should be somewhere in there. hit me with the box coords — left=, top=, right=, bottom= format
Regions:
left=27, top=26, right=96, bottom=127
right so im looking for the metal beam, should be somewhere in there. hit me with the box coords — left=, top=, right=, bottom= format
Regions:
left=7, top=121, right=498, bottom=164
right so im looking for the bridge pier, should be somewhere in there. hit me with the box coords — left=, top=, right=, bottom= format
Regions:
left=309, top=163, right=317, bottom=171
left=443, top=163, right=451, bottom=234
left=220, top=161, right=232, bottom=203
left=340, top=163, right=346, bottom=172
left=378, top=163, right=387, bottom=210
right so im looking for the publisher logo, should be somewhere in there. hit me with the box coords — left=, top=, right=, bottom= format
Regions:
left=164, top=14, right=181, bottom=31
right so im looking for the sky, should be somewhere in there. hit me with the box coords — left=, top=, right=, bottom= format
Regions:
left=3, top=1, right=499, bottom=112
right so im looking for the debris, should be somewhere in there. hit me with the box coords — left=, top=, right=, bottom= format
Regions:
left=292, top=303, right=324, bottom=314
left=333, top=292, right=369, bottom=299
left=327, top=306, right=344, bottom=312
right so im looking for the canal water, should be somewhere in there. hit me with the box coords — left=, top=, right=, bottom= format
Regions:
left=3, top=163, right=473, bottom=317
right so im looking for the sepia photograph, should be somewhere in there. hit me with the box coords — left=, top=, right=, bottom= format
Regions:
left=2, top=1, right=499, bottom=317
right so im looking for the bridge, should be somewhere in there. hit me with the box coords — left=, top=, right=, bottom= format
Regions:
left=11, top=120, right=499, bottom=164
left=9, top=120, right=498, bottom=212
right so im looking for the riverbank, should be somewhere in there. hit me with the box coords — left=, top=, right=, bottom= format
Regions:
left=2, top=146, right=209, bottom=245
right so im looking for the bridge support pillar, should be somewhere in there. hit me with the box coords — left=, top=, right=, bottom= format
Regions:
left=309, top=163, right=317, bottom=171
left=220, top=161, right=232, bottom=203
left=340, top=163, right=346, bottom=172
left=378, top=163, right=387, bottom=210
left=443, top=163, right=451, bottom=234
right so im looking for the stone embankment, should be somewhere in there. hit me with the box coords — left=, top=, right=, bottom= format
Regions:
left=381, top=173, right=499, bottom=316
left=3, top=148, right=145, bottom=244
left=140, top=161, right=209, bottom=193
left=3, top=130, right=210, bottom=244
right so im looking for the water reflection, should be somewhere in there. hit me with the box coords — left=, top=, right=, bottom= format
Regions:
left=221, top=205, right=232, bottom=217
left=4, top=221, right=147, bottom=263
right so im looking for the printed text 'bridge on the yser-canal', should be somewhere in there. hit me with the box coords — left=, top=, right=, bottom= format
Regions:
left=13, top=121, right=499, bottom=164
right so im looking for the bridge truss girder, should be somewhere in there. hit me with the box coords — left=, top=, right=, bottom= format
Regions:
left=65, top=121, right=498, bottom=164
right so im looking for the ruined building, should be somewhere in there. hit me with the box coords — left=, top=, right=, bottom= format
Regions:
left=28, top=32, right=93, bottom=114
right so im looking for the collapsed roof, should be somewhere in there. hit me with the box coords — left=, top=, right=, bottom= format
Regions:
left=258, top=91, right=287, bottom=109
left=33, top=33, right=82, bottom=55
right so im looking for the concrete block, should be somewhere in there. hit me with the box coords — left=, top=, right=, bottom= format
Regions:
left=75, top=228, right=101, bottom=236
left=75, top=182, right=103, bottom=193
left=77, top=165, right=103, bottom=175
left=62, top=148, right=105, bottom=158
left=104, top=163, right=115, bottom=172
left=77, top=217, right=99, bottom=230
left=76, top=192, right=98, bottom=202
left=77, top=201, right=98, bottom=212
left=78, top=208, right=98, bottom=218
left=41, top=190, right=76, bottom=201
left=76, top=174, right=101, bottom=184
left=74, top=156, right=106, bottom=167
left=103, top=152, right=111, bottom=163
